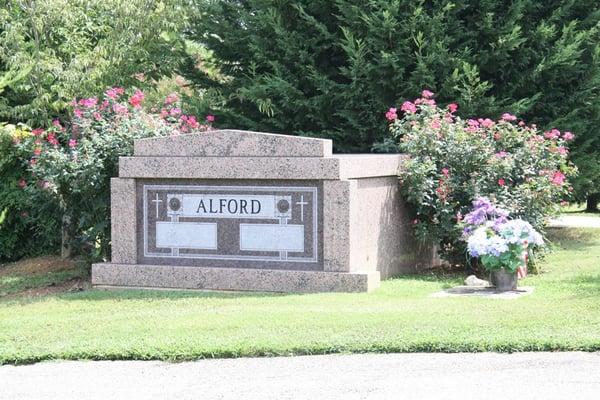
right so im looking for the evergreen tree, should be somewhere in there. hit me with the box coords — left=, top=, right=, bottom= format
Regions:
left=184, top=0, right=600, bottom=206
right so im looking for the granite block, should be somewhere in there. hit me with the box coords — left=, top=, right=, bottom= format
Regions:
left=119, top=155, right=404, bottom=180
left=347, top=177, right=402, bottom=277
left=119, top=156, right=341, bottom=180
left=92, top=263, right=380, bottom=293
left=322, top=180, right=352, bottom=272
left=110, top=178, right=137, bottom=263
left=336, top=154, right=406, bottom=180
left=134, top=130, right=333, bottom=158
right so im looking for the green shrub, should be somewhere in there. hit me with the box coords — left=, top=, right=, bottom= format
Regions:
left=0, top=124, right=60, bottom=261
left=387, top=91, right=576, bottom=265
left=16, top=88, right=214, bottom=261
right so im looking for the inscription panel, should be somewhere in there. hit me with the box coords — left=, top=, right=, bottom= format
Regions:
left=138, top=181, right=321, bottom=270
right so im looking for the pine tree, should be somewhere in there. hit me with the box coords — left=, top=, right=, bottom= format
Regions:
left=184, top=0, right=600, bottom=205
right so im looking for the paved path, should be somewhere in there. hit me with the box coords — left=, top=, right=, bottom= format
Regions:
left=548, top=215, right=600, bottom=228
left=2, top=352, right=600, bottom=399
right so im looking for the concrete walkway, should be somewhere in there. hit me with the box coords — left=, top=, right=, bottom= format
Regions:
left=2, top=352, right=600, bottom=400
left=548, top=215, right=600, bottom=228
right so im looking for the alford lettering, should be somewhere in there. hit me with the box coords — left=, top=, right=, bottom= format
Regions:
left=196, top=198, right=262, bottom=215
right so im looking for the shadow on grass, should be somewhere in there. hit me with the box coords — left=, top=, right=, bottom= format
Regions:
left=387, top=272, right=464, bottom=289
left=564, top=274, right=600, bottom=298
left=65, top=287, right=303, bottom=302
left=546, top=228, right=600, bottom=251
left=0, top=284, right=302, bottom=305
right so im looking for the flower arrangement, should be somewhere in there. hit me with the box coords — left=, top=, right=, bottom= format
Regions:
left=462, top=197, right=543, bottom=276
left=385, top=89, right=576, bottom=265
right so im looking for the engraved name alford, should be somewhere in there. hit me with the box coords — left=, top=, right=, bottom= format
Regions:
left=167, top=194, right=294, bottom=219
left=143, top=185, right=318, bottom=263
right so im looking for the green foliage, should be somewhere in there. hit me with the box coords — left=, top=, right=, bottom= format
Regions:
left=388, top=94, right=575, bottom=264
left=184, top=0, right=600, bottom=199
left=0, top=0, right=188, bottom=127
left=0, top=125, right=61, bottom=261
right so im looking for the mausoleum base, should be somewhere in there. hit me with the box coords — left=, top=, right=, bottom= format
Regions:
left=92, top=263, right=380, bottom=293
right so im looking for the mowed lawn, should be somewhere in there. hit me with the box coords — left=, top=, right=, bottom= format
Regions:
left=1, top=228, right=599, bottom=365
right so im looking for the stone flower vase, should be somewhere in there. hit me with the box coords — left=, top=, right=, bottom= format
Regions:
left=490, top=268, right=517, bottom=291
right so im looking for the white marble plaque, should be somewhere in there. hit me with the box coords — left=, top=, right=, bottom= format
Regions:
left=239, top=224, right=304, bottom=252
left=156, top=222, right=217, bottom=249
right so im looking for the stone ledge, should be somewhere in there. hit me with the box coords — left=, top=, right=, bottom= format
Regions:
left=118, top=155, right=404, bottom=180
left=92, top=263, right=381, bottom=293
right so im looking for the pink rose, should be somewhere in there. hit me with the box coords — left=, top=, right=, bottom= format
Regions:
left=479, top=118, right=494, bottom=128
left=385, top=107, right=398, bottom=121
left=185, top=115, right=199, bottom=129
left=400, top=101, right=417, bottom=114
left=46, top=133, right=59, bottom=146
left=498, top=178, right=506, bottom=186
left=206, top=114, right=215, bottom=122
left=31, top=128, right=44, bottom=136
left=421, top=89, right=434, bottom=98
left=128, top=90, right=145, bottom=108
left=68, top=139, right=77, bottom=148
left=165, top=93, right=179, bottom=105
left=79, top=97, right=97, bottom=108
left=557, top=146, right=568, bottom=155
left=544, top=129, right=560, bottom=140
left=551, top=171, right=566, bottom=186
left=430, top=119, right=441, bottom=130
left=501, top=113, right=517, bottom=122
left=447, top=103, right=458, bottom=113
left=441, top=168, right=450, bottom=177
left=113, top=103, right=128, bottom=114
left=562, top=131, right=575, bottom=141
left=105, top=87, right=124, bottom=99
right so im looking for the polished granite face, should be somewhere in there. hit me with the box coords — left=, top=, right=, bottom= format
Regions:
left=135, top=179, right=323, bottom=271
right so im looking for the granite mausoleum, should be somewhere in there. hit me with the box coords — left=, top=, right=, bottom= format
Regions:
left=92, top=130, right=432, bottom=292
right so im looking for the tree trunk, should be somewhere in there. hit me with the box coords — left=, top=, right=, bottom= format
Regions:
left=61, top=211, right=71, bottom=259
left=586, top=193, right=600, bottom=212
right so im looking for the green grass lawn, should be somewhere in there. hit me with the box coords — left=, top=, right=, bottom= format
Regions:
left=1, top=228, right=599, bottom=365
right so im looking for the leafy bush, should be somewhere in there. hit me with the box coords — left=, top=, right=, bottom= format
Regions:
left=387, top=91, right=576, bottom=265
left=0, top=125, right=61, bottom=261
left=16, top=88, right=214, bottom=261
left=0, top=0, right=188, bottom=127
left=184, top=0, right=600, bottom=205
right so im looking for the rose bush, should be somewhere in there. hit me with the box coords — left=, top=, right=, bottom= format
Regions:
left=385, top=90, right=576, bottom=266
left=16, top=88, right=214, bottom=261
left=0, top=124, right=61, bottom=260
